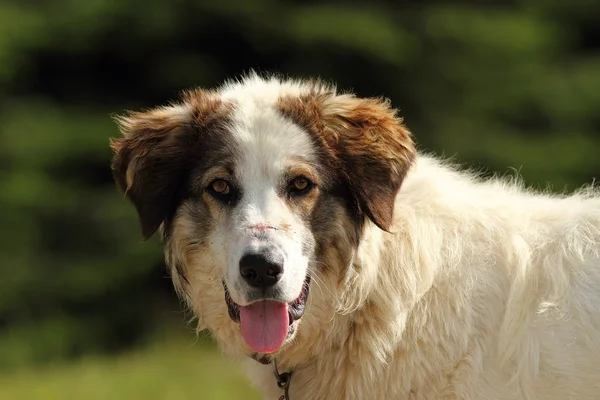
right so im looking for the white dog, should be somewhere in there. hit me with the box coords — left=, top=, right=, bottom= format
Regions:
left=111, top=73, right=600, bottom=399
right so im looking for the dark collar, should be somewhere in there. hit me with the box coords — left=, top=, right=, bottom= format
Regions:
left=250, top=352, right=272, bottom=365
left=249, top=354, right=293, bottom=400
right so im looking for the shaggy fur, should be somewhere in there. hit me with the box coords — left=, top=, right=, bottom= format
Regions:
left=111, top=73, right=600, bottom=400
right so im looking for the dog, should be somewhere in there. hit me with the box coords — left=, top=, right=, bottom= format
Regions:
left=110, top=73, right=600, bottom=399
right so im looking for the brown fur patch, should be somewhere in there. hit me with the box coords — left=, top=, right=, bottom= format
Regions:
left=280, top=165, right=322, bottom=223
left=278, top=92, right=416, bottom=231
left=110, top=89, right=232, bottom=239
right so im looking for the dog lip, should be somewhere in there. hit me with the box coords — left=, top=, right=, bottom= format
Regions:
left=288, top=275, right=311, bottom=322
left=223, top=275, right=311, bottom=326
left=224, top=284, right=241, bottom=323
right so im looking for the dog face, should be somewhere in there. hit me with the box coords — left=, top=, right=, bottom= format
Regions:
left=110, top=75, right=415, bottom=357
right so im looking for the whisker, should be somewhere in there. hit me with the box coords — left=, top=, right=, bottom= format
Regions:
left=307, top=268, right=335, bottom=299
left=310, top=259, right=342, bottom=278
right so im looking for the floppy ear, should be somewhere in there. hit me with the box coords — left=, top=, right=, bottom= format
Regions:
left=280, top=93, right=416, bottom=231
left=320, top=95, right=416, bottom=231
left=111, top=90, right=230, bottom=239
left=110, top=104, right=194, bottom=239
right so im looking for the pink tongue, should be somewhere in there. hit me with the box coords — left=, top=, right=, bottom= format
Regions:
left=240, top=301, right=289, bottom=353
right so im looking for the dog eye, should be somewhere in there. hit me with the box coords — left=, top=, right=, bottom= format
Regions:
left=289, top=176, right=313, bottom=195
left=209, top=179, right=230, bottom=195
left=207, top=179, right=239, bottom=205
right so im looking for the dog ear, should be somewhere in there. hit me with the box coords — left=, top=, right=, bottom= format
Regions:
left=111, top=90, right=230, bottom=239
left=110, top=104, right=194, bottom=239
left=280, top=93, right=416, bottom=231
left=320, top=95, right=416, bottom=231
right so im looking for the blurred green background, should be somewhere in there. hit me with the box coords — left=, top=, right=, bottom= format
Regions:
left=0, top=0, right=598, bottom=398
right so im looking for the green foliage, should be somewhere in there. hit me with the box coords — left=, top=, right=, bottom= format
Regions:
left=0, top=0, right=598, bottom=371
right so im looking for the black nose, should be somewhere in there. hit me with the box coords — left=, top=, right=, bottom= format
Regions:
left=239, top=249, right=284, bottom=288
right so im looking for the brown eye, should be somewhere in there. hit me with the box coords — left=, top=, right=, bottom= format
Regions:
left=211, top=179, right=230, bottom=194
left=289, top=176, right=313, bottom=195
left=293, top=177, right=308, bottom=191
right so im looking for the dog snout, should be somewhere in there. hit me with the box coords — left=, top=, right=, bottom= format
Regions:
left=239, top=248, right=284, bottom=288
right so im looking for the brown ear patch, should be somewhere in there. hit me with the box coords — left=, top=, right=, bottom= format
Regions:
left=279, top=92, right=416, bottom=231
left=110, top=89, right=231, bottom=239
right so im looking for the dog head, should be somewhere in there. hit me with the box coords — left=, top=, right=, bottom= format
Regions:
left=110, top=74, right=416, bottom=357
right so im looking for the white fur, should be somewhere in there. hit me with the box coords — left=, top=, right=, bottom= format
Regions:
left=169, top=75, right=600, bottom=399
left=243, top=155, right=600, bottom=400
left=221, top=92, right=317, bottom=305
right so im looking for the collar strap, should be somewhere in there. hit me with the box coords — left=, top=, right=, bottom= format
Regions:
left=273, top=358, right=292, bottom=400
left=248, top=354, right=293, bottom=400
left=250, top=352, right=272, bottom=365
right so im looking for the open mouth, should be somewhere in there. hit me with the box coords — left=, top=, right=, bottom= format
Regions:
left=223, top=276, right=311, bottom=354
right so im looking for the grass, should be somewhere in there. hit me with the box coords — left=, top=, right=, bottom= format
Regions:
left=0, top=334, right=261, bottom=400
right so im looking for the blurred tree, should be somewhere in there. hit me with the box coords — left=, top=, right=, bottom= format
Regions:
left=0, top=0, right=598, bottom=368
